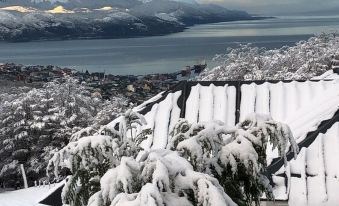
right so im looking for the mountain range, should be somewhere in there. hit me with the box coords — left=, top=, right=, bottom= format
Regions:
left=0, top=0, right=259, bottom=42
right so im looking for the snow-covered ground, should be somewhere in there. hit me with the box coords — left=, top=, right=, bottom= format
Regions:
left=0, top=181, right=64, bottom=206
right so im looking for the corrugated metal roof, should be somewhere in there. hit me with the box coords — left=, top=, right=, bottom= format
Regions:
left=274, top=122, right=339, bottom=205
left=136, top=79, right=339, bottom=148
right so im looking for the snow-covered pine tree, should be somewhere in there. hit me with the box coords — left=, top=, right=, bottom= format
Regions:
left=0, top=77, right=127, bottom=188
left=168, top=114, right=299, bottom=206
left=0, top=88, right=38, bottom=187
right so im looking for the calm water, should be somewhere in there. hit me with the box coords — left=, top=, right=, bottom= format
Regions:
left=1, top=15, right=339, bottom=75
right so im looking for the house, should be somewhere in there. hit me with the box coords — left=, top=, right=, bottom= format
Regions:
left=143, top=82, right=152, bottom=92
left=108, top=71, right=339, bottom=205
left=127, top=84, right=136, bottom=93
left=40, top=69, right=339, bottom=205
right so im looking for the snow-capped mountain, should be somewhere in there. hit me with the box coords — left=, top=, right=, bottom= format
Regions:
left=0, top=0, right=255, bottom=41
left=139, top=0, right=197, bottom=4
left=0, top=0, right=143, bottom=9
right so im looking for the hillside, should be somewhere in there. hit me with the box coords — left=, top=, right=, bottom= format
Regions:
left=0, top=0, right=256, bottom=42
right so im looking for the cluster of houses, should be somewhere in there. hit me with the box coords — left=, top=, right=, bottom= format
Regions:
left=0, top=63, right=207, bottom=104
left=82, top=72, right=180, bottom=104
left=0, top=63, right=71, bottom=83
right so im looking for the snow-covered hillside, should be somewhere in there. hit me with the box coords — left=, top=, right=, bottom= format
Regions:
left=0, top=78, right=127, bottom=190
left=0, top=0, right=254, bottom=41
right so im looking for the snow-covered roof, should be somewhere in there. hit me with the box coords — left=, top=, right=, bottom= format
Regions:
left=0, top=180, right=65, bottom=206
left=272, top=122, right=339, bottom=205
left=123, top=78, right=339, bottom=204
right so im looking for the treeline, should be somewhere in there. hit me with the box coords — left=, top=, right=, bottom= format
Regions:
left=198, top=33, right=339, bottom=81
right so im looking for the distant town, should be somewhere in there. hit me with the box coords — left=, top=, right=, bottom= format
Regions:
left=0, top=62, right=206, bottom=104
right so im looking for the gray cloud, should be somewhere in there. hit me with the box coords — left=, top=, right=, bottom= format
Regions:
left=196, top=0, right=339, bottom=15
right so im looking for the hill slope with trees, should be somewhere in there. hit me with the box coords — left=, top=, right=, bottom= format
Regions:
left=0, top=0, right=256, bottom=41
left=0, top=77, right=127, bottom=188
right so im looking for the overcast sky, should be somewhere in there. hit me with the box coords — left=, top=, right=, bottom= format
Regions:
left=198, top=0, right=339, bottom=15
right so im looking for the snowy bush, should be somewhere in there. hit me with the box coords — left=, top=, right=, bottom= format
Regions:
left=198, top=33, right=339, bottom=80
left=48, top=105, right=299, bottom=206
left=88, top=150, right=236, bottom=206
left=77, top=114, right=298, bottom=206
left=49, top=135, right=123, bottom=206
left=48, top=109, right=146, bottom=206
left=168, top=114, right=299, bottom=206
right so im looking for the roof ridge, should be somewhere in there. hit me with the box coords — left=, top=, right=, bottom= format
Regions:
left=137, top=79, right=339, bottom=115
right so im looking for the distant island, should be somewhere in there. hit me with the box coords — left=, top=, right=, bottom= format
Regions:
left=0, top=0, right=267, bottom=42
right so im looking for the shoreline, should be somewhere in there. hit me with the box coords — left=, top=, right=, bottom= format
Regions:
left=0, top=16, right=271, bottom=43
